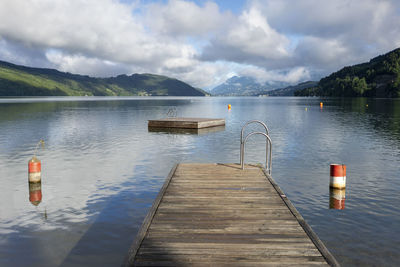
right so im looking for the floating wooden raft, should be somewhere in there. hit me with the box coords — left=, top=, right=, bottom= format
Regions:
left=148, top=126, right=225, bottom=135
left=124, top=163, right=339, bottom=266
left=148, top=118, right=225, bottom=129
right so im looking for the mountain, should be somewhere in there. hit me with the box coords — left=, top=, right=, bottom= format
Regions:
left=211, top=76, right=289, bottom=96
left=0, top=60, right=205, bottom=96
left=295, top=48, right=400, bottom=97
left=255, top=81, right=318, bottom=96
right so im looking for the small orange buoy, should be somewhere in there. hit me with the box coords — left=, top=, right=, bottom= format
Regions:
left=29, top=182, right=42, bottom=206
left=330, top=164, right=346, bottom=189
left=320, top=102, right=323, bottom=108
left=228, top=104, right=231, bottom=110
left=329, top=188, right=345, bottom=210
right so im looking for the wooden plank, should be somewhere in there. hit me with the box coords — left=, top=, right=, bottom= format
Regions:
left=145, top=232, right=310, bottom=239
left=159, top=204, right=287, bottom=210
left=133, top=255, right=328, bottom=266
left=142, top=235, right=312, bottom=243
left=133, top=257, right=328, bottom=267
left=154, top=212, right=296, bottom=221
left=261, top=168, right=340, bottom=267
left=148, top=118, right=225, bottom=129
left=137, top=249, right=323, bottom=257
left=124, top=163, right=338, bottom=266
left=148, top=125, right=225, bottom=135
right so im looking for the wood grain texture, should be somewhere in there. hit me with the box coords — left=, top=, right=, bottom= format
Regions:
left=148, top=118, right=225, bottom=129
left=124, top=163, right=338, bottom=266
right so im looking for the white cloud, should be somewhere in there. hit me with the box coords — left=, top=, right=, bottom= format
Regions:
left=0, top=0, right=400, bottom=89
left=0, top=0, right=196, bottom=67
left=228, top=7, right=289, bottom=58
left=45, top=50, right=132, bottom=77
left=258, top=0, right=400, bottom=57
left=0, top=38, right=51, bottom=67
left=200, top=6, right=290, bottom=64
left=238, top=65, right=310, bottom=84
left=0, top=0, right=233, bottom=88
left=293, top=37, right=352, bottom=69
left=145, top=0, right=232, bottom=37
left=284, top=67, right=311, bottom=83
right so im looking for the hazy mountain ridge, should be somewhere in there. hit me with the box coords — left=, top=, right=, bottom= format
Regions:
left=0, top=60, right=205, bottom=96
left=255, top=81, right=318, bottom=96
left=211, top=76, right=290, bottom=96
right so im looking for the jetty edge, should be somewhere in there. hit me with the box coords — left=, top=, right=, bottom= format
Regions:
left=148, top=118, right=225, bottom=129
left=123, top=163, right=339, bottom=266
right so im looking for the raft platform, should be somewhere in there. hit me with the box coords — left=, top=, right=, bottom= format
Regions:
left=124, top=163, right=339, bottom=266
left=148, top=126, right=225, bottom=135
left=148, top=118, right=225, bottom=129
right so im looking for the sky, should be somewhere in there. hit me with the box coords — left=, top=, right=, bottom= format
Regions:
left=0, top=0, right=399, bottom=90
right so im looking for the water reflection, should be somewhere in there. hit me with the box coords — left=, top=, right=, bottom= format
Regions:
left=332, top=98, right=400, bottom=141
left=329, top=188, right=346, bottom=210
left=1, top=97, right=400, bottom=266
left=29, top=182, right=42, bottom=206
left=148, top=126, right=225, bottom=135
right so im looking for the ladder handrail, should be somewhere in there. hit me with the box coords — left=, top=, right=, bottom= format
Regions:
left=240, top=120, right=269, bottom=171
left=241, top=132, right=272, bottom=174
left=166, top=107, right=177, bottom=117
left=240, top=120, right=269, bottom=143
left=240, top=120, right=272, bottom=173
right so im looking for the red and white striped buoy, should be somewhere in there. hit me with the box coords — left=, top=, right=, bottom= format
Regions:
left=28, top=156, right=41, bottom=183
left=29, top=182, right=42, bottom=206
left=28, top=140, right=44, bottom=183
left=330, top=164, right=346, bottom=189
left=329, top=188, right=345, bottom=210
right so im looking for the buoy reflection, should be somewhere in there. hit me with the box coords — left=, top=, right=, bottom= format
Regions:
left=329, top=188, right=345, bottom=210
left=29, top=182, right=42, bottom=206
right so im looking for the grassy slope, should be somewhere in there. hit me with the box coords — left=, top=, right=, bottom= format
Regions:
left=0, top=61, right=205, bottom=96
left=0, top=63, right=129, bottom=96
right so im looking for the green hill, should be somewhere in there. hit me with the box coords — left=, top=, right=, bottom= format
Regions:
left=0, top=60, right=205, bottom=96
left=294, top=48, right=400, bottom=97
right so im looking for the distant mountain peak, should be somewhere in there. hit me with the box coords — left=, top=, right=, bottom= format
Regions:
left=211, top=75, right=289, bottom=96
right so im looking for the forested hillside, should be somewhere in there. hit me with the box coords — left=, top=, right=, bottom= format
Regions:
left=0, top=60, right=205, bottom=96
left=295, top=48, right=400, bottom=97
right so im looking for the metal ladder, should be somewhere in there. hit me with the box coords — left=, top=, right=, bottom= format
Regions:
left=166, top=107, right=177, bottom=117
left=240, top=120, right=272, bottom=174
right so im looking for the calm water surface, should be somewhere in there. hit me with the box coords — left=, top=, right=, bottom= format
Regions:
left=0, top=97, right=399, bottom=266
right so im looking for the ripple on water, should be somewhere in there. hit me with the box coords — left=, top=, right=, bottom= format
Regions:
left=1, top=97, right=400, bottom=266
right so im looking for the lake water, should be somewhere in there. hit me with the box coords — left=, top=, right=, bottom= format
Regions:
left=0, top=96, right=399, bottom=266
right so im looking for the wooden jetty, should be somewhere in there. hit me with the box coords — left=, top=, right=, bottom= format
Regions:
left=148, top=126, right=225, bottom=135
left=148, top=118, right=225, bottom=129
left=125, top=163, right=339, bottom=266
